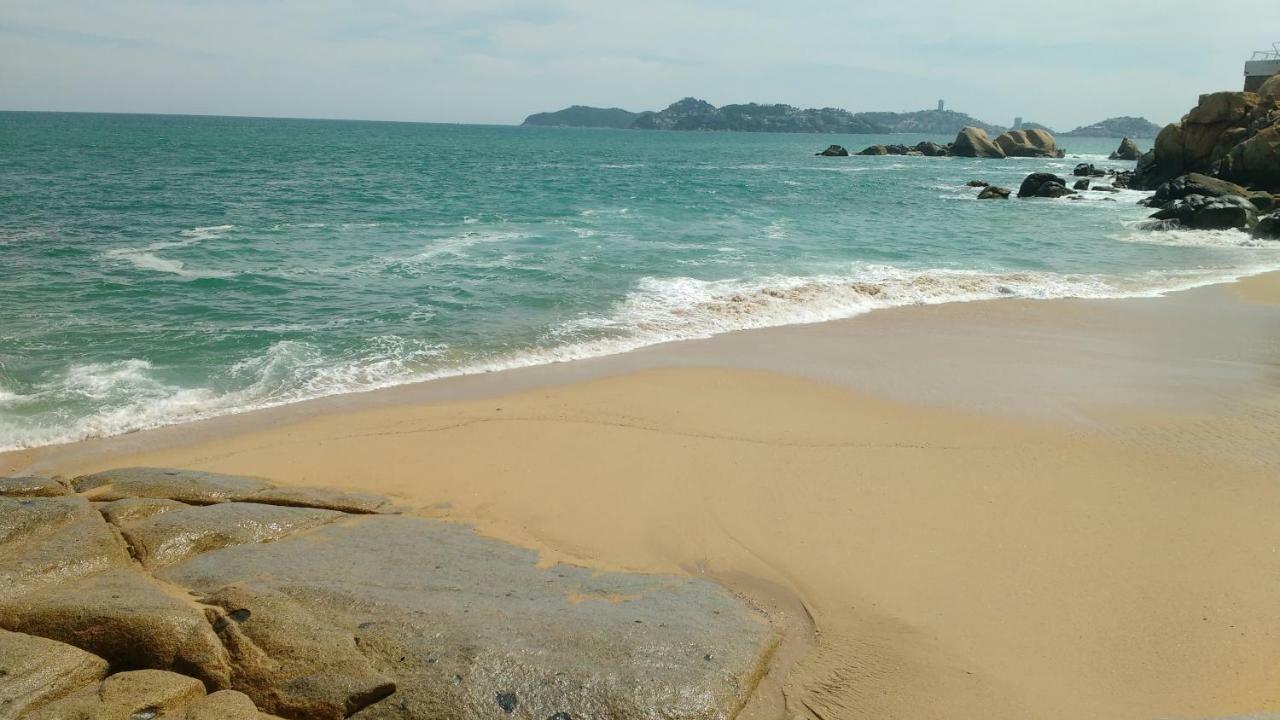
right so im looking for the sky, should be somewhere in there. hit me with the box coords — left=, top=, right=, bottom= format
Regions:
left=3, top=1, right=1280, bottom=130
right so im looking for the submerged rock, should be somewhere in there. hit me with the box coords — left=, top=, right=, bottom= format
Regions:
left=976, top=185, right=1011, bottom=199
left=815, top=144, right=848, bottom=156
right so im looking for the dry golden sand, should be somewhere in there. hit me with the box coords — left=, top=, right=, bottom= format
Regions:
left=11, top=273, right=1280, bottom=720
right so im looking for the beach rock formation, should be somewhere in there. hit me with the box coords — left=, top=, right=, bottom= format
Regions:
left=1017, top=172, right=1076, bottom=198
left=816, top=144, right=848, bottom=156
left=1110, top=137, right=1143, bottom=160
left=951, top=127, right=1006, bottom=158
left=977, top=185, right=1011, bottom=199
left=0, top=469, right=775, bottom=720
left=994, top=128, right=1058, bottom=157
left=1132, top=90, right=1280, bottom=190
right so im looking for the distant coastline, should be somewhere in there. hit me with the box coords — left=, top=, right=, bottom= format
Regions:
left=522, top=97, right=1161, bottom=137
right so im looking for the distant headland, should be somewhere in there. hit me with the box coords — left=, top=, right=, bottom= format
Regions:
left=522, top=97, right=1160, bottom=137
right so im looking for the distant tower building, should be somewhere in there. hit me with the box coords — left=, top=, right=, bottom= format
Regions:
left=1244, top=42, right=1280, bottom=91
left=937, top=99, right=945, bottom=111
left=1013, top=116, right=1024, bottom=130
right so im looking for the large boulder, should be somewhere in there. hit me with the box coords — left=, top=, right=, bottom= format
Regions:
left=977, top=185, right=1011, bottom=199
left=1219, top=124, right=1280, bottom=191
left=1133, top=92, right=1263, bottom=189
left=1017, top=173, right=1076, bottom=198
left=994, top=129, right=1058, bottom=157
left=1110, top=137, right=1143, bottom=160
left=858, top=144, right=889, bottom=155
left=1149, top=194, right=1259, bottom=230
left=950, top=127, right=1006, bottom=158
left=815, top=144, right=848, bottom=156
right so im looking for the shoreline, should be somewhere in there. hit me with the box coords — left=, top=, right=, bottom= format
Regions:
left=5, top=266, right=1280, bottom=474
left=8, top=270, right=1280, bottom=718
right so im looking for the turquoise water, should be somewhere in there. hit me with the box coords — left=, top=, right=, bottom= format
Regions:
left=3, top=112, right=1278, bottom=450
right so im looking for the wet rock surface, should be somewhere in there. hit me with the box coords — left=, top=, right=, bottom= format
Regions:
left=0, top=477, right=68, bottom=498
left=0, top=628, right=108, bottom=719
left=0, top=469, right=775, bottom=720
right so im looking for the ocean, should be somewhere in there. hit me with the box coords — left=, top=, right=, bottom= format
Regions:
left=2, top=111, right=1277, bottom=450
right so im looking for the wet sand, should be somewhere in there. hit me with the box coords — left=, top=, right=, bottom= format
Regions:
left=6, top=273, right=1280, bottom=719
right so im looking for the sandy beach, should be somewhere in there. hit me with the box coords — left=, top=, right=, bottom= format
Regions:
left=6, top=273, right=1280, bottom=720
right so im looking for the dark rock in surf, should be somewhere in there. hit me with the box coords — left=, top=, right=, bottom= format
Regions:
left=816, top=145, right=849, bottom=157
left=1017, top=173, right=1077, bottom=198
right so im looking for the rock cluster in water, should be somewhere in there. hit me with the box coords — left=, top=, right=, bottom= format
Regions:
left=0, top=469, right=774, bottom=720
left=1127, top=76, right=1280, bottom=235
left=819, top=127, right=1068, bottom=159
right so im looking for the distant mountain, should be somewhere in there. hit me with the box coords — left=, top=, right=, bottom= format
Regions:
left=1015, top=121, right=1056, bottom=134
left=1061, top=116, right=1162, bottom=138
left=522, top=105, right=639, bottom=129
left=631, top=98, right=887, bottom=133
left=525, top=97, right=1004, bottom=135
left=854, top=109, right=1003, bottom=135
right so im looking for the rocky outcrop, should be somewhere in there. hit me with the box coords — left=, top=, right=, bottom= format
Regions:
left=1017, top=173, right=1076, bottom=198
left=1073, top=163, right=1107, bottom=177
left=1073, top=179, right=1090, bottom=190
left=1110, top=137, right=1143, bottom=160
left=816, top=144, right=848, bottom=157
left=1132, top=90, right=1280, bottom=190
left=994, top=128, right=1058, bottom=157
left=1219, top=124, right=1280, bottom=191
left=966, top=180, right=990, bottom=187
left=0, top=470, right=775, bottom=720
left=858, top=144, right=889, bottom=155
left=977, top=185, right=1011, bottom=199
left=0, top=476, right=68, bottom=497
left=951, top=127, right=1006, bottom=158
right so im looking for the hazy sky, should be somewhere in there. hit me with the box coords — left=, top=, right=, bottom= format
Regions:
left=3, top=1, right=1280, bottom=130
